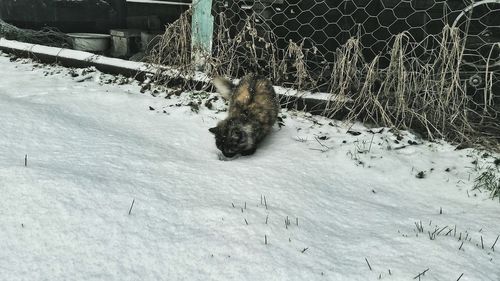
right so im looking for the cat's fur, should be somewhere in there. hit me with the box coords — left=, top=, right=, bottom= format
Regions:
left=209, top=74, right=279, bottom=158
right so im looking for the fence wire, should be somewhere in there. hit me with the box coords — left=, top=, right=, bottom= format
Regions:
left=150, top=0, right=500, bottom=148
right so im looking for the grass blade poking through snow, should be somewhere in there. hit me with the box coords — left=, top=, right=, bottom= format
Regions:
left=492, top=235, right=499, bottom=251
left=413, top=268, right=429, bottom=280
left=128, top=199, right=135, bottom=215
left=365, top=258, right=372, bottom=271
left=473, top=166, right=500, bottom=201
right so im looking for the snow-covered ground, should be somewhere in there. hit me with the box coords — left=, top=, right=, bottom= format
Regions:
left=0, top=51, right=499, bottom=281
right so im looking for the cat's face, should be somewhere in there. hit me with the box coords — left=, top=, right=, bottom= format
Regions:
left=209, top=119, right=252, bottom=158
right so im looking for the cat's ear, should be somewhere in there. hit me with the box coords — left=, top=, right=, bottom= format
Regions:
left=209, top=127, right=219, bottom=135
left=213, top=77, right=233, bottom=100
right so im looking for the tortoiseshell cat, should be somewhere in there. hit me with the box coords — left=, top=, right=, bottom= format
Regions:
left=209, top=74, right=279, bottom=158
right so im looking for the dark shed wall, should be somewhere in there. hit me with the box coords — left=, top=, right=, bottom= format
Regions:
left=0, top=0, right=127, bottom=33
left=0, top=0, right=190, bottom=33
left=126, top=1, right=190, bottom=30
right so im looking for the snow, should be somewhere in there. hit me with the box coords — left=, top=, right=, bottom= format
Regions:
left=0, top=51, right=499, bottom=281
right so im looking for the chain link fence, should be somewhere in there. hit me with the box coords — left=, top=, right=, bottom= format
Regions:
left=150, top=0, right=500, bottom=148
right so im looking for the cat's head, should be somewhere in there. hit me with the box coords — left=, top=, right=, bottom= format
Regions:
left=209, top=118, right=254, bottom=158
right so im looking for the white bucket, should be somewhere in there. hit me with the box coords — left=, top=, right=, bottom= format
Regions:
left=67, top=33, right=111, bottom=52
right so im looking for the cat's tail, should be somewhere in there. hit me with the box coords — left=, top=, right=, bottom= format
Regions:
left=212, top=77, right=233, bottom=100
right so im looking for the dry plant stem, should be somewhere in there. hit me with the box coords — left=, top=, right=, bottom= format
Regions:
left=492, top=235, right=499, bottom=251
left=414, top=268, right=429, bottom=279
left=364, top=258, right=372, bottom=271
left=128, top=199, right=135, bottom=215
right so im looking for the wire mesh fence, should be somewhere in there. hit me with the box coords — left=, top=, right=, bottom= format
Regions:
left=148, top=0, right=499, bottom=148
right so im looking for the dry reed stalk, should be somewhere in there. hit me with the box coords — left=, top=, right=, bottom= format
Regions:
left=146, top=9, right=194, bottom=87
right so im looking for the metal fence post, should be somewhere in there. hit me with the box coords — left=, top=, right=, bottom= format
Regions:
left=191, top=0, right=214, bottom=71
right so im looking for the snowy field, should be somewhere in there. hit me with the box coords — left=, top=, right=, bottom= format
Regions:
left=0, top=51, right=499, bottom=281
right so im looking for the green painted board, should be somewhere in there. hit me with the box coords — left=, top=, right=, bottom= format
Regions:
left=191, top=0, right=214, bottom=63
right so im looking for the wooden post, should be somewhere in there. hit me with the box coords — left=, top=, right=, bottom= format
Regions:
left=191, top=0, right=214, bottom=71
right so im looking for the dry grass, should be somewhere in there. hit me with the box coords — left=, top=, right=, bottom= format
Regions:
left=473, top=165, right=500, bottom=201
left=345, top=28, right=473, bottom=142
left=145, top=9, right=193, bottom=88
